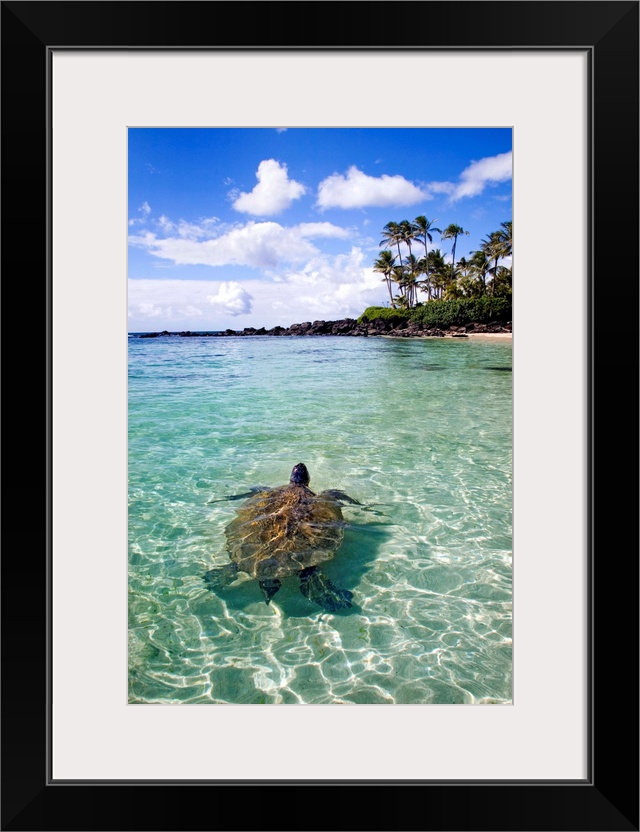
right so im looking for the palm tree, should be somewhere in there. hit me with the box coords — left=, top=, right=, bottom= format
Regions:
left=373, top=250, right=397, bottom=306
left=413, top=216, right=442, bottom=293
left=441, top=224, right=470, bottom=274
left=497, top=220, right=512, bottom=257
left=469, top=248, right=492, bottom=295
left=414, top=216, right=441, bottom=259
left=431, top=264, right=454, bottom=300
left=444, top=270, right=466, bottom=300
left=420, top=249, right=448, bottom=299
left=456, top=256, right=471, bottom=280
left=420, top=249, right=446, bottom=299
left=380, top=222, right=404, bottom=268
left=402, top=253, right=423, bottom=307
left=414, top=255, right=431, bottom=303
left=413, top=215, right=442, bottom=272
left=391, top=265, right=410, bottom=306
left=496, top=220, right=512, bottom=281
left=491, top=265, right=512, bottom=298
left=481, top=231, right=510, bottom=293
left=399, top=219, right=416, bottom=261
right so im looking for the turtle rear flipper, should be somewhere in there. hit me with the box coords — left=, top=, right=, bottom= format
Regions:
left=259, top=578, right=282, bottom=605
left=204, top=562, right=238, bottom=589
left=299, top=566, right=353, bottom=612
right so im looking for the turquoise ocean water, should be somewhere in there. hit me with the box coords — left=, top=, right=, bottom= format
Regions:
left=128, top=334, right=512, bottom=705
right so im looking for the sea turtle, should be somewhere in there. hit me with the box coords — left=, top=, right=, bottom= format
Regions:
left=204, top=463, right=359, bottom=611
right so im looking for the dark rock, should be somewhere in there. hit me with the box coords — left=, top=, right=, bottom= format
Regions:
left=186, top=315, right=510, bottom=340
left=310, top=320, right=330, bottom=334
left=329, top=319, right=357, bottom=335
left=487, top=321, right=506, bottom=332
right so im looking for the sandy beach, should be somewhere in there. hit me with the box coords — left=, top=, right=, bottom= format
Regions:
left=466, top=332, right=512, bottom=341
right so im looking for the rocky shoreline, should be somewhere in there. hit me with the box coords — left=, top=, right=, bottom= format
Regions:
left=138, top=317, right=512, bottom=339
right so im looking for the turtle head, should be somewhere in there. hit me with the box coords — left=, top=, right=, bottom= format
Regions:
left=290, top=463, right=310, bottom=485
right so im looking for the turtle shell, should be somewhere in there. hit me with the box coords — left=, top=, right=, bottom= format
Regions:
left=224, top=483, right=345, bottom=580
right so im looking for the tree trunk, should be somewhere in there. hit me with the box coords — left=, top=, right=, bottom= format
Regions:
left=423, top=240, right=430, bottom=301
left=386, top=276, right=394, bottom=305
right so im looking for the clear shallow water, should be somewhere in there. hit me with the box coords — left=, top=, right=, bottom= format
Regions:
left=128, top=335, right=512, bottom=704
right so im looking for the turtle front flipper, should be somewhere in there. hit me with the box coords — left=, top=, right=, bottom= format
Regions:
left=320, top=489, right=388, bottom=516
left=204, top=562, right=238, bottom=589
left=207, top=487, right=268, bottom=504
left=259, top=578, right=282, bottom=605
left=299, top=566, right=353, bottom=612
left=320, top=489, right=361, bottom=506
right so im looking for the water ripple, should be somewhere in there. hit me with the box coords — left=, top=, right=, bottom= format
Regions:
left=129, top=336, right=512, bottom=704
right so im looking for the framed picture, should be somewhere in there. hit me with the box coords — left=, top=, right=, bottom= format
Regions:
left=3, top=1, right=637, bottom=830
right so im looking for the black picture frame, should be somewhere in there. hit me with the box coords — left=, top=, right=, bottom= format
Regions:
left=2, top=2, right=638, bottom=830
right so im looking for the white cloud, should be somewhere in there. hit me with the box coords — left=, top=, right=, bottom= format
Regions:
left=430, top=152, right=513, bottom=202
left=275, top=128, right=288, bottom=133
left=128, top=279, right=255, bottom=331
left=155, top=216, right=220, bottom=239
left=129, top=220, right=349, bottom=270
left=206, top=281, right=253, bottom=316
left=129, top=200, right=153, bottom=227
left=279, top=248, right=385, bottom=319
left=454, top=151, right=512, bottom=199
left=296, top=222, right=351, bottom=239
left=131, top=301, right=165, bottom=318
left=427, top=181, right=456, bottom=196
left=232, top=159, right=305, bottom=216
left=280, top=247, right=369, bottom=287
left=316, top=166, right=428, bottom=210
left=127, top=246, right=390, bottom=332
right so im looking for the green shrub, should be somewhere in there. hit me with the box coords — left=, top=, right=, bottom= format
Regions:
left=357, top=306, right=411, bottom=324
left=409, top=298, right=511, bottom=328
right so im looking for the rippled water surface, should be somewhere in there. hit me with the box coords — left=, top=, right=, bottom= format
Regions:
left=128, top=335, right=512, bottom=704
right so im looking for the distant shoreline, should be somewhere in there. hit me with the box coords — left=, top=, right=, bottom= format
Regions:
left=131, top=317, right=512, bottom=341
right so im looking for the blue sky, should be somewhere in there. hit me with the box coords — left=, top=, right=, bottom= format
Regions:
left=128, top=128, right=512, bottom=332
